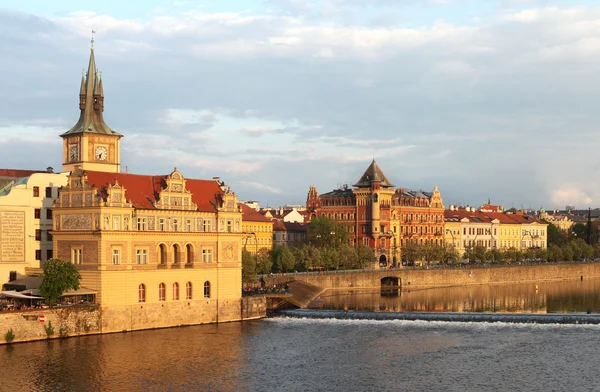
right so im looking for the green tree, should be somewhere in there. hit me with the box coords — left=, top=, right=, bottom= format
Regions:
left=545, top=222, right=567, bottom=246
left=474, top=246, right=487, bottom=263
left=241, top=250, right=256, bottom=284
left=402, top=241, right=420, bottom=265
left=39, top=258, right=82, bottom=305
left=255, top=248, right=273, bottom=275
left=338, top=243, right=358, bottom=269
left=356, top=244, right=375, bottom=269
left=307, top=216, right=349, bottom=247
left=443, top=245, right=460, bottom=264
left=271, top=245, right=296, bottom=273
left=548, top=244, right=562, bottom=262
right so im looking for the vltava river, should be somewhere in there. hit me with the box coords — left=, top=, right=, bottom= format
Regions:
left=2, top=280, right=600, bottom=392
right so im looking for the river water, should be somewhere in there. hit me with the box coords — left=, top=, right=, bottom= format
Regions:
left=2, top=280, right=600, bottom=392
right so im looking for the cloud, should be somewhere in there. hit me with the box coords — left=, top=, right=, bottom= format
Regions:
left=1, top=3, right=600, bottom=207
left=551, top=185, right=593, bottom=207
left=240, top=181, right=283, bottom=194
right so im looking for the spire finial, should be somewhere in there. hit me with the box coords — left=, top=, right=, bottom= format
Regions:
left=91, top=30, right=96, bottom=50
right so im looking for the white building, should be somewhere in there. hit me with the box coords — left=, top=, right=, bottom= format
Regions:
left=0, top=169, right=68, bottom=286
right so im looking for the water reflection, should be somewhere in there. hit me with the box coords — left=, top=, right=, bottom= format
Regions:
left=1, top=323, right=248, bottom=392
left=311, top=279, right=600, bottom=314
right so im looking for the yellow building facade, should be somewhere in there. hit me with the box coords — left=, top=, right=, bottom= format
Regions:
left=444, top=207, right=548, bottom=258
left=49, top=44, right=247, bottom=331
left=240, top=204, right=273, bottom=255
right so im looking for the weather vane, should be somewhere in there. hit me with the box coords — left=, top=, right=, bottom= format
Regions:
left=91, top=30, right=96, bottom=49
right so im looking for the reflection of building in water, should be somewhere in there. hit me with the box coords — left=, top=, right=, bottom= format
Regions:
left=0, top=169, right=68, bottom=287
left=316, top=285, right=548, bottom=314
left=50, top=41, right=244, bottom=330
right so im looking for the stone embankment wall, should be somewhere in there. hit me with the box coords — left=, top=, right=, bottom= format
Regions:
left=0, top=297, right=266, bottom=345
left=0, top=307, right=101, bottom=344
left=268, top=263, right=600, bottom=290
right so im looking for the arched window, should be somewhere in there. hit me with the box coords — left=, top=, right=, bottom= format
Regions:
left=204, top=281, right=211, bottom=298
left=159, top=244, right=167, bottom=264
left=159, top=283, right=166, bottom=301
left=138, top=284, right=146, bottom=303
left=186, top=282, right=193, bottom=300
left=173, top=282, right=179, bottom=300
left=173, top=244, right=180, bottom=264
left=186, top=244, right=193, bottom=264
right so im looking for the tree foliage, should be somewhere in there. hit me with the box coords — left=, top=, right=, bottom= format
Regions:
left=255, top=248, right=273, bottom=275
left=307, top=216, right=349, bottom=247
left=39, top=258, right=82, bottom=305
left=271, top=245, right=296, bottom=273
left=241, top=250, right=256, bottom=284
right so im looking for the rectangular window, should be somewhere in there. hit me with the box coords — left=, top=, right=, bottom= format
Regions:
left=35, top=229, right=41, bottom=241
left=362, top=238, right=368, bottom=246
left=112, top=249, right=120, bottom=265
left=173, top=219, right=179, bottom=232
left=46, top=209, right=53, bottom=219
left=72, top=248, right=82, bottom=264
left=46, top=249, right=53, bottom=260
left=45, top=187, right=52, bottom=198
left=202, top=249, right=213, bottom=263
left=46, top=232, right=52, bottom=241
left=186, top=219, right=192, bottom=232
left=33, top=186, right=39, bottom=197
left=227, top=220, right=232, bottom=232
left=35, top=249, right=41, bottom=260
left=136, top=249, right=148, bottom=265
left=159, top=219, right=165, bottom=231
left=34, top=209, right=41, bottom=219
left=136, top=217, right=147, bottom=231
left=203, top=220, right=211, bottom=232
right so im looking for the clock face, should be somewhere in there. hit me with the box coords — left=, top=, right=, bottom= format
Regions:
left=70, top=145, right=78, bottom=161
left=95, top=146, right=108, bottom=161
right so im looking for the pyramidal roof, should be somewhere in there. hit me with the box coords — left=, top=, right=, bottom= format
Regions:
left=353, top=160, right=395, bottom=188
left=61, top=43, right=122, bottom=137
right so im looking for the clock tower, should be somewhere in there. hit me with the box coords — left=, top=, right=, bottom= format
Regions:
left=61, top=38, right=123, bottom=173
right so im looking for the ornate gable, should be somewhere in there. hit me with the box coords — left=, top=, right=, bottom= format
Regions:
left=55, top=168, right=101, bottom=208
left=154, top=169, right=198, bottom=211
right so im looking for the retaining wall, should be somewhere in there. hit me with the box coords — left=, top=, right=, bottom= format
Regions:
left=269, top=263, right=600, bottom=290
left=0, top=296, right=266, bottom=345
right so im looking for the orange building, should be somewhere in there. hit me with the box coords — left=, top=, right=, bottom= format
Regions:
left=306, top=160, right=444, bottom=267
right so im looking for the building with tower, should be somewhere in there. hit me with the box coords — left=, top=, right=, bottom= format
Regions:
left=306, top=160, right=445, bottom=267
left=48, top=41, right=253, bottom=331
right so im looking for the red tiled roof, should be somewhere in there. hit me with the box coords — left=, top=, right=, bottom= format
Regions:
left=0, top=169, right=46, bottom=178
left=84, top=170, right=223, bottom=212
left=272, top=219, right=286, bottom=231
left=240, top=203, right=271, bottom=222
left=283, top=221, right=308, bottom=232
left=445, top=209, right=545, bottom=225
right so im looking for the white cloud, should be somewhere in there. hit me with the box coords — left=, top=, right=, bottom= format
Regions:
left=2, top=3, right=600, bottom=206
left=240, top=181, right=283, bottom=194
left=551, top=185, right=593, bottom=207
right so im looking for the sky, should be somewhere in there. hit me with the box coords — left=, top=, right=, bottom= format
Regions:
left=1, top=1, right=600, bottom=210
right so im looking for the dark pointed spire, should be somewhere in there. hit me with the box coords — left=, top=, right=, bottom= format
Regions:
left=61, top=39, right=122, bottom=137
left=353, top=160, right=394, bottom=188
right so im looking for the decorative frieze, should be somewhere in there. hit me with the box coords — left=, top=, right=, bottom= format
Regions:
left=62, top=214, right=93, bottom=230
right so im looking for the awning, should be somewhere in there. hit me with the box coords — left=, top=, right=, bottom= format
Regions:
left=2, top=276, right=42, bottom=291
left=21, top=287, right=97, bottom=297
left=0, top=291, right=43, bottom=299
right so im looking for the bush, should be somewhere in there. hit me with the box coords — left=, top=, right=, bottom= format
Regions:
left=44, top=321, right=55, bottom=338
left=5, top=329, right=15, bottom=343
